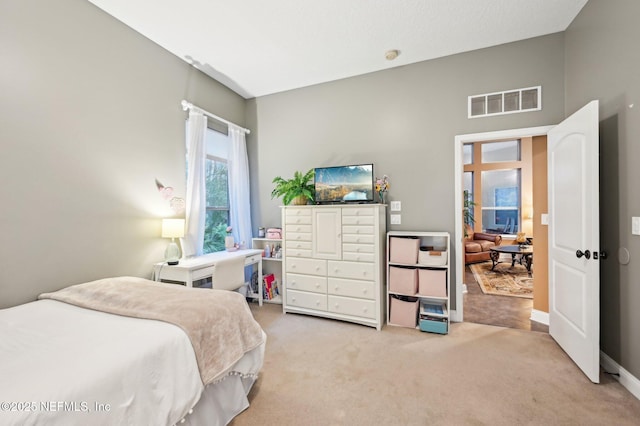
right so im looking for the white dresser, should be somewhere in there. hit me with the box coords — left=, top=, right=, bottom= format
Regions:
left=281, top=204, right=386, bottom=330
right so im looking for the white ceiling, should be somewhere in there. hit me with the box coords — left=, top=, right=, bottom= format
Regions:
left=87, top=0, right=588, bottom=99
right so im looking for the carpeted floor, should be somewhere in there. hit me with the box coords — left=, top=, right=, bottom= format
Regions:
left=470, top=261, right=533, bottom=299
left=232, top=303, right=640, bottom=425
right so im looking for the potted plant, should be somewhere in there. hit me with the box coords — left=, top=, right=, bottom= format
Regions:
left=463, top=189, right=476, bottom=237
left=271, top=169, right=315, bottom=205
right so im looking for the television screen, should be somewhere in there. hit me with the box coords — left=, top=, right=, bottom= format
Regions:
left=314, top=164, right=374, bottom=204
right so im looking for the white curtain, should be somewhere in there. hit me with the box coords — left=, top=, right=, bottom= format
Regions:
left=227, top=124, right=253, bottom=249
left=184, top=111, right=207, bottom=257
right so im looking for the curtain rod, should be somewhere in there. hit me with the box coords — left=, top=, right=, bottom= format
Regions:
left=181, top=100, right=251, bottom=135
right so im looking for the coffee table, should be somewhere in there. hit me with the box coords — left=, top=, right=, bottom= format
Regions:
left=489, top=245, right=533, bottom=276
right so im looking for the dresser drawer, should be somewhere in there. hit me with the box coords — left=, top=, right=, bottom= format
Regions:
left=328, top=260, right=374, bottom=280
left=286, top=223, right=312, bottom=233
left=342, top=234, right=375, bottom=244
left=285, top=209, right=312, bottom=224
left=286, top=257, right=327, bottom=276
left=286, top=208, right=312, bottom=217
left=328, top=277, right=375, bottom=300
left=342, top=252, right=375, bottom=263
left=328, top=295, right=376, bottom=319
left=286, top=240, right=312, bottom=250
left=286, top=248, right=312, bottom=258
left=287, top=289, right=327, bottom=311
left=342, top=225, right=374, bottom=235
left=343, top=243, right=374, bottom=254
left=342, top=207, right=374, bottom=217
left=286, top=232, right=312, bottom=242
left=287, top=273, right=327, bottom=294
left=342, top=215, right=375, bottom=226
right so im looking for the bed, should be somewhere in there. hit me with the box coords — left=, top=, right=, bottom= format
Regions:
left=0, top=276, right=266, bottom=426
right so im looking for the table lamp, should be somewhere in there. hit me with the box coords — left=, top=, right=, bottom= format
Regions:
left=162, top=218, right=185, bottom=265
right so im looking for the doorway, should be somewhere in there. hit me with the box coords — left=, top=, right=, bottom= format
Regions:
left=453, top=125, right=553, bottom=329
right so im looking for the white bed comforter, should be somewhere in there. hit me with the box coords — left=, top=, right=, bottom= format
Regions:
left=0, top=299, right=203, bottom=426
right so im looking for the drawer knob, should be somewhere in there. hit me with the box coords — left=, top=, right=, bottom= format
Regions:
left=334, top=269, right=339, bottom=273
left=335, top=303, right=339, bottom=308
left=335, top=286, right=339, bottom=291
left=292, top=297, right=296, bottom=302
left=315, top=266, right=320, bottom=271
left=316, top=301, right=320, bottom=306
left=291, top=281, right=296, bottom=286
left=362, top=289, right=367, bottom=294
left=363, top=307, right=368, bottom=313
left=315, top=283, right=320, bottom=288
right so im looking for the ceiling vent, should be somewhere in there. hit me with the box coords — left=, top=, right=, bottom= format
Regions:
left=468, top=86, right=541, bottom=118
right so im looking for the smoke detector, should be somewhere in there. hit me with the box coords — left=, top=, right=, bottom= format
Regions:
left=385, top=50, right=400, bottom=61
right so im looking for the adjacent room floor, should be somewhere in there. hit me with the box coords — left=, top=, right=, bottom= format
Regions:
left=464, top=263, right=548, bottom=333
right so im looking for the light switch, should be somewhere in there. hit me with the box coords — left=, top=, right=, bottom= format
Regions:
left=632, top=217, right=640, bottom=235
left=541, top=213, right=549, bottom=225
left=390, top=214, right=401, bottom=225
left=390, top=201, right=401, bottom=212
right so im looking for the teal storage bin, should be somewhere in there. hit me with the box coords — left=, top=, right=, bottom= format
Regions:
left=419, top=318, right=448, bottom=334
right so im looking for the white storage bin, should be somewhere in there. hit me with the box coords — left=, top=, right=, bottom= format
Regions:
left=418, top=249, right=447, bottom=266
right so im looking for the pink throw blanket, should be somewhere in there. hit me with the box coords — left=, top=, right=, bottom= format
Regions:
left=38, top=276, right=266, bottom=385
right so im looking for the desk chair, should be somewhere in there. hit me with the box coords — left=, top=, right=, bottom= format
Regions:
left=210, top=255, right=246, bottom=292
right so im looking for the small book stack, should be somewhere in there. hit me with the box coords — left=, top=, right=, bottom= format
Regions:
left=262, top=273, right=279, bottom=300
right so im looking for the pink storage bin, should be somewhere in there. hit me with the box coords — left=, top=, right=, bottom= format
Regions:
left=389, top=296, right=419, bottom=328
left=389, top=266, right=418, bottom=295
left=418, top=269, right=447, bottom=297
left=389, top=237, right=420, bottom=264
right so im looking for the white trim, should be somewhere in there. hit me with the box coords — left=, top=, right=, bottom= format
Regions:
left=454, top=125, right=555, bottom=323
left=530, top=309, right=549, bottom=326
left=600, top=351, right=640, bottom=401
left=450, top=309, right=461, bottom=323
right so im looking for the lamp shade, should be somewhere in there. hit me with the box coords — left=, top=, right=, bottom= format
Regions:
left=162, top=218, right=185, bottom=239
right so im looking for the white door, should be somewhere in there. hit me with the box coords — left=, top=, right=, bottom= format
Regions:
left=548, top=100, right=600, bottom=383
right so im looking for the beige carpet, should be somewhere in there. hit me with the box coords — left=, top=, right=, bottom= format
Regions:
left=470, top=261, right=533, bottom=299
left=232, top=304, right=640, bottom=426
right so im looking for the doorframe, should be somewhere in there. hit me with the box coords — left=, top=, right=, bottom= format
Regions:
left=453, top=125, right=554, bottom=323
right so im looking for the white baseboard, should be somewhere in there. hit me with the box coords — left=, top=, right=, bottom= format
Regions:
left=600, top=351, right=640, bottom=400
left=530, top=309, right=549, bottom=325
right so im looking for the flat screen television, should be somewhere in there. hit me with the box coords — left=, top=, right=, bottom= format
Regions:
left=314, top=163, right=374, bottom=204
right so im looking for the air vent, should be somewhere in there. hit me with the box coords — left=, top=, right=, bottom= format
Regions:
left=468, top=86, right=541, bottom=118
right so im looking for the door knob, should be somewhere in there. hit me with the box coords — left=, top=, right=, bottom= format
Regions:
left=576, top=249, right=591, bottom=259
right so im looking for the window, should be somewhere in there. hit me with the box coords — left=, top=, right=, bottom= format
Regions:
left=481, top=170, right=521, bottom=234
left=464, top=139, right=530, bottom=235
left=203, top=126, right=230, bottom=253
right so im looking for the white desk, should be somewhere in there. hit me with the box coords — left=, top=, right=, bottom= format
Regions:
left=152, top=249, right=265, bottom=305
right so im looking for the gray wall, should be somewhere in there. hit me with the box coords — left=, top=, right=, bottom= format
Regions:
left=246, top=33, right=566, bottom=310
left=565, top=0, right=640, bottom=379
left=0, top=0, right=246, bottom=308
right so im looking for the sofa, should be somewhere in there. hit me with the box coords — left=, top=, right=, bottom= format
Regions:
left=464, top=227, right=503, bottom=264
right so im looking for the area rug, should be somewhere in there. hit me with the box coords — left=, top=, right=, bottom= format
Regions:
left=469, top=261, right=533, bottom=299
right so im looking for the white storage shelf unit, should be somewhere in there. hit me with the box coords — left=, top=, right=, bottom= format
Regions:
left=386, top=231, right=450, bottom=334
left=250, top=238, right=283, bottom=305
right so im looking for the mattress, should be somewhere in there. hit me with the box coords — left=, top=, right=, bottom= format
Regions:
left=0, top=298, right=264, bottom=426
